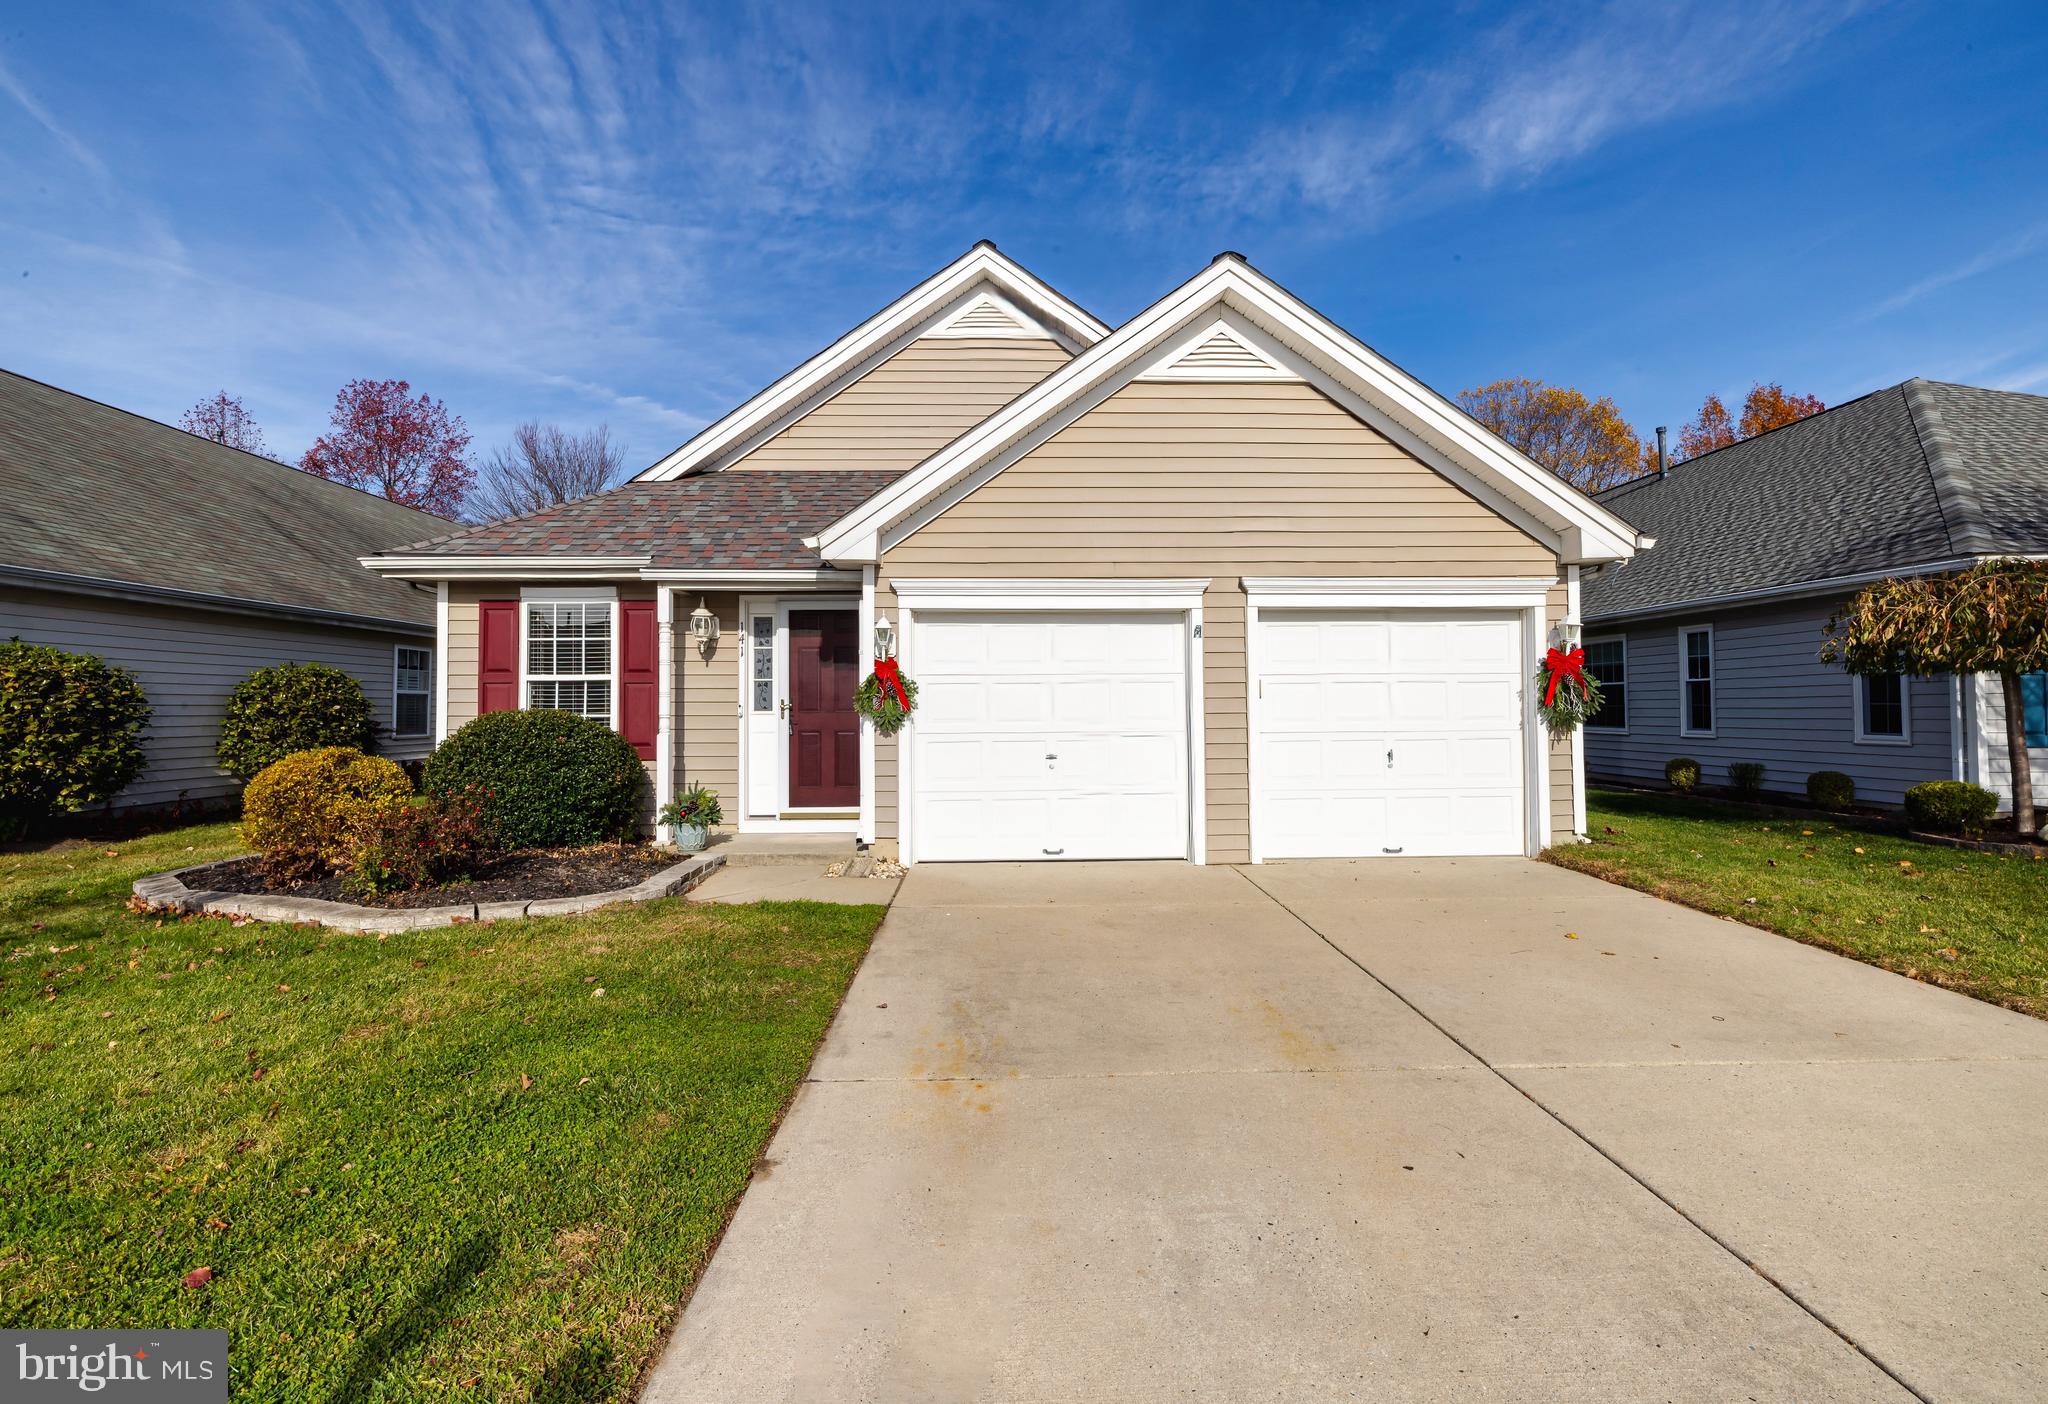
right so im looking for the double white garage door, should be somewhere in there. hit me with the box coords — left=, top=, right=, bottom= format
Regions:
left=907, top=609, right=1527, bottom=862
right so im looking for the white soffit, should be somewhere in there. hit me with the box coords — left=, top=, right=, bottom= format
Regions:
left=633, top=244, right=1107, bottom=481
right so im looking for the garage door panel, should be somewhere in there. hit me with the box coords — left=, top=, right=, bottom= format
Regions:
left=911, top=611, right=1190, bottom=862
left=1256, top=610, right=1525, bottom=859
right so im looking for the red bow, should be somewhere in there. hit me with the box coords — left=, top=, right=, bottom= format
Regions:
left=1542, top=645, right=1587, bottom=707
left=874, top=657, right=911, bottom=710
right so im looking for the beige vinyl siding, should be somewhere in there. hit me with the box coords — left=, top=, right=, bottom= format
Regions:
left=878, top=379, right=1562, bottom=863
left=675, top=593, right=740, bottom=819
left=445, top=583, right=486, bottom=734
left=2, top=583, right=431, bottom=814
left=728, top=337, right=1069, bottom=472
left=1546, top=578, right=1576, bottom=841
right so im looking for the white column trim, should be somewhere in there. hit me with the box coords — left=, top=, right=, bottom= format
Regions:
left=1567, top=566, right=1586, bottom=841
left=433, top=581, right=449, bottom=745
left=859, top=566, right=877, bottom=846
left=1245, top=596, right=1264, bottom=864
left=1188, top=600, right=1206, bottom=866
left=1526, top=603, right=1551, bottom=854
left=656, top=586, right=675, bottom=821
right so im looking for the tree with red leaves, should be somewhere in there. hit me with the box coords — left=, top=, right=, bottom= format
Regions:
left=300, top=379, right=473, bottom=517
left=180, top=391, right=269, bottom=457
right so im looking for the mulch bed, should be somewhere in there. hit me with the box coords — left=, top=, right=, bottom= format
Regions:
left=191, top=845, right=678, bottom=909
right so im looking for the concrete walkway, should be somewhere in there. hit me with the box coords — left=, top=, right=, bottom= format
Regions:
left=643, top=860, right=2048, bottom=1403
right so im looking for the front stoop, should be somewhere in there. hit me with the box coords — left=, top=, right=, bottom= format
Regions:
left=132, top=852, right=725, bottom=933
left=708, top=832, right=860, bottom=869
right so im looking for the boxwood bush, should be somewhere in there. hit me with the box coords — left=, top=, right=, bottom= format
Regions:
left=1806, top=770, right=1856, bottom=809
left=217, top=662, right=375, bottom=781
left=422, top=710, right=645, bottom=848
left=1727, top=761, right=1766, bottom=797
left=0, top=639, right=151, bottom=839
left=1903, top=780, right=1999, bottom=836
left=240, top=747, right=413, bottom=880
left=1664, top=757, right=1701, bottom=794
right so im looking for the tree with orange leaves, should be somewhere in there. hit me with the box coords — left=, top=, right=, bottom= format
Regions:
left=1456, top=377, right=1645, bottom=492
left=1677, top=383, right=1825, bottom=461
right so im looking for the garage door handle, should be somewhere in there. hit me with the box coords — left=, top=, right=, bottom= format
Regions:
left=1042, top=847, right=1064, bottom=856
left=1382, top=846, right=1404, bottom=855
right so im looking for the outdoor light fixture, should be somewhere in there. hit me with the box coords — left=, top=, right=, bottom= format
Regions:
left=688, top=598, right=718, bottom=651
left=873, top=615, right=897, bottom=660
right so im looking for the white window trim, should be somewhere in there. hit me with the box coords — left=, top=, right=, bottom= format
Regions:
left=519, top=586, right=619, bottom=727
left=1677, top=624, right=1716, bottom=739
left=392, top=643, right=434, bottom=739
left=1582, top=632, right=1628, bottom=734
left=1853, top=672, right=1913, bottom=746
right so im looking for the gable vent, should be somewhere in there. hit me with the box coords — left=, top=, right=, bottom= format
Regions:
left=929, top=293, right=1042, bottom=339
left=1139, top=323, right=1296, bottom=381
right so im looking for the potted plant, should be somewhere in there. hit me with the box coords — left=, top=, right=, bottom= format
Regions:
left=658, top=783, right=722, bottom=853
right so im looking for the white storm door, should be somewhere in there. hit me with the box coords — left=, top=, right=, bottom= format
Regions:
left=1256, top=611, right=1524, bottom=858
left=911, top=612, right=1190, bottom=861
left=742, top=604, right=782, bottom=817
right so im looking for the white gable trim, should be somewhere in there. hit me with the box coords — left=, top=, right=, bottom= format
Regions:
left=634, top=244, right=1107, bottom=482
left=811, top=256, right=1645, bottom=566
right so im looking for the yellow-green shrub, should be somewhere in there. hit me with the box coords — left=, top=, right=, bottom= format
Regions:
left=241, top=747, right=412, bottom=880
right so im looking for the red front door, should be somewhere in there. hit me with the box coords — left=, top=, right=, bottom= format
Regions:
left=787, top=609, right=860, bottom=810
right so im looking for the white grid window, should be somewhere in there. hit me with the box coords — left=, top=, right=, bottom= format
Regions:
left=394, top=646, right=433, bottom=737
left=527, top=600, right=613, bottom=723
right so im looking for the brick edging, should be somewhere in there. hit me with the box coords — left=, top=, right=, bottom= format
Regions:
left=131, top=852, right=726, bottom=933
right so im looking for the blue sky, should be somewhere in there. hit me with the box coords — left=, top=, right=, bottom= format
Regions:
left=3, top=1, right=2045, bottom=476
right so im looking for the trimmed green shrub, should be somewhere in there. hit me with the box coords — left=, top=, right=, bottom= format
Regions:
left=241, top=747, right=412, bottom=880
left=1665, top=757, right=1701, bottom=794
left=217, top=662, right=374, bottom=782
left=1807, top=771, right=1856, bottom=809
left=1903, top=780, right=1998, bottom=836
left=341, top=788, right=501, bottom=900
left=0, top=639, right=151, bottom=839
left=1727, top=761, right=1766, bottom=797
left=423, top=710, right=646, bottom=848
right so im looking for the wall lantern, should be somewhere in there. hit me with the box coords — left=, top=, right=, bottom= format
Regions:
left=688, top=598, right=718, bottom=652
left=873, top=615, right=897, bottom=660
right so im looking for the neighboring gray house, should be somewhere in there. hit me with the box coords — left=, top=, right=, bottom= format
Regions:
left=0, top=369, right=446, bottom=815
left=1582, top=378, right=2047, bottom=811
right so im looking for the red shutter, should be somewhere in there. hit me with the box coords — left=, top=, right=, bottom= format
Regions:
left=479, top=600, right=519, bottom=716
left=620, top=598, right=659, bottom=760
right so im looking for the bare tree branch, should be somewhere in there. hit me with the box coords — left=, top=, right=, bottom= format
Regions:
left=470, top=423, right=627, bottom=522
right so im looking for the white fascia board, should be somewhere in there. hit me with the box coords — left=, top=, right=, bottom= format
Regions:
left=812, top=257, right=1642, bottom=567
left=360, top=555, right=652, bottom=580
left=1242, top=575, right=1555, bottom=609
left=637, top=568, right=859, bottom=587
left=890, top=577, right=1211, bottom=612
left=633, top=246, right=1108, bottom=483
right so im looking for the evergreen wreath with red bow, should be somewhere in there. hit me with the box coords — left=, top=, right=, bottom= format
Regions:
left=1534, top=643, right=1603, bottom=736
left=854, top=657, right=919, bottom=736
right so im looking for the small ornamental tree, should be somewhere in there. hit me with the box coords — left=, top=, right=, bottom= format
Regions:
left=217, top=662, right=376, bottom=782
left=0, top=640, right=151, bottom=837
left=1823, top=559, right=2048, bottom=836
left=301, top=378, right=473, bottom=517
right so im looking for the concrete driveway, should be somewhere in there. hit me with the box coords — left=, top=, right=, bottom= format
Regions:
left=644, top=860, right=2048, bottom=1403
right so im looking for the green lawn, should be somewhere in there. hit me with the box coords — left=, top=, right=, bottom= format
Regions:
left=0, top=821, right=887, bottom=1402
left=1548, top=788, right=2048, bottom=1019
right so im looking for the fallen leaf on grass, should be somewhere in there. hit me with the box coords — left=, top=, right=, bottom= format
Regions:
left=519, top=1073, right=532, bottom=1092
left=181, top=1266, right=213, bottom=1289
left=206, top=1217, right=229, bottom=1231
left=577, top=1077, right=590, bottom=1086
left=209, top=1011, right=231, bottom=1024
left=1854, top=847, right=1865, bottom=854
left=1919, top=924, right=1942, bottom=934
left=1936, top=948, right=1960, bottom=961
left=275, top=983, right=290, bottom=993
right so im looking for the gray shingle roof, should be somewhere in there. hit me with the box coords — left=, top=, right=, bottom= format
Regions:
left=374, top=470, right=904, bottom=568
left=1584, top=378, right=2048, bottom=620
left=0, top=369, right=443, bottom=627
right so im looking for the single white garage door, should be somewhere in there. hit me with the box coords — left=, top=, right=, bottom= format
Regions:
left=1254, top=611, right=1525, bottom=858
left=911, top=612, right=1191, bottom=861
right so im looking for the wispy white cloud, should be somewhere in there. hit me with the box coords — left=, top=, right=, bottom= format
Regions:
left=1862, top=220, right=2048, bottom=319
left=0, top=52, right=109, bottom=179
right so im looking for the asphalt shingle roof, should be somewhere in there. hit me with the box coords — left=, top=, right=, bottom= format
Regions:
left=1584, top=378, right=2048, bottom=620
left=0, top=369, right=443, bottom=627
left=375, top=470, right=904, bottom=568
